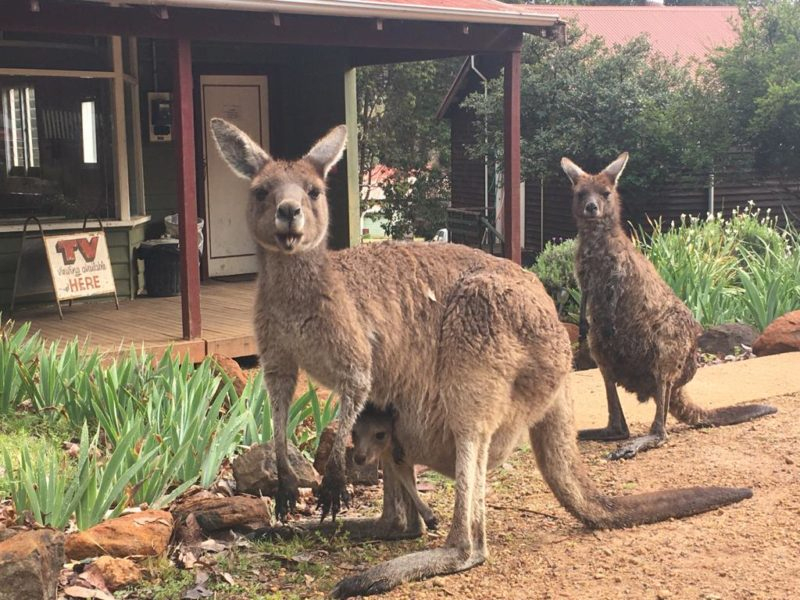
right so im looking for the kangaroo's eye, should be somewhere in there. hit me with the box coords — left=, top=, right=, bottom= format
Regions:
left=375, top=432, right=387, bottom=441
left=602, top=190, right=611, bottom=199
left=254, top=187, right=270, bottom=202
left=308, top=187, right=321, bottom=201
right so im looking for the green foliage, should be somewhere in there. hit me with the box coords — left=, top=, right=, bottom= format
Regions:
left=713, top=0, right=800, bottom=179
left=379, top=167, right=449, bottom=240
left=529, top=238, right=581, bottom=320
left=0, top=321, right=338, bottom=530
left=357, top=60, right=459, bottom=209
left=463, top=26, right=732, bottom=203
left=636, top=205, right=800, bottom=329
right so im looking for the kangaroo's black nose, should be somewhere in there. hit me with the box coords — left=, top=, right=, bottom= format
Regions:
left=277, top=202, right=302, bottom=222
left=584, top=201, right=599, bottom=216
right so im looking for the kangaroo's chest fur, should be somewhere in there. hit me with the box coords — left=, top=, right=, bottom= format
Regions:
left=576, top=227, right=700, bottom=396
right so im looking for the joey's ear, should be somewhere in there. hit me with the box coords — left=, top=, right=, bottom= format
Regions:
left=304, top=125, right=347, bottom=179
left=210, top=118, right=271, bottom=180
left=560, top=157, right=587, bottom=185
left=603, top=152, right=629, bottom=185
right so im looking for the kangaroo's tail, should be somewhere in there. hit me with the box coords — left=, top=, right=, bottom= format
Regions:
left=530, top=383, right=752, bottom=529
left=668, top=387, right=776, bottom=428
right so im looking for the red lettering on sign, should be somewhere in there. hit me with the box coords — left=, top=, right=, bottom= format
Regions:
left=56, top=240, right=80, bottom=265
left=55, top=236, right=100, bottom=265
left=77, top=237, right=99, bottom=262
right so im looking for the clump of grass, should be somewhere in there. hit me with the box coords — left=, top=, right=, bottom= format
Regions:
left=0, top=316, right=338, bottom=530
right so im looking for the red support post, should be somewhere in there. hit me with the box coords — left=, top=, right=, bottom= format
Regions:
left=503, top=45, right=522, bottom=265
left=174, top=38, right=202, bottom=340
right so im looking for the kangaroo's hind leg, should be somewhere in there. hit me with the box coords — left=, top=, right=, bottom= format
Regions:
left=331, top=426, right=492, bottom=598
left=578, top=367, right=630, bottom=442
left=609, top=379, right=671, bottom=460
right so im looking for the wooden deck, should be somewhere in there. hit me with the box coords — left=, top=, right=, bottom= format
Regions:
left=8, top=279, right=259, bottom=362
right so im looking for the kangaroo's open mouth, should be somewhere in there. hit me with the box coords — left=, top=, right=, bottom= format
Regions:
left=276, top=233, right=302, bottom=251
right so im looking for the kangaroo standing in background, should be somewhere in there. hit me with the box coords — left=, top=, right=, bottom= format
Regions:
left=561, top=154, right=777, bottom=460
left=211, top=119, right=754, bottom=598
left=351, top=403, right=439, bottom=531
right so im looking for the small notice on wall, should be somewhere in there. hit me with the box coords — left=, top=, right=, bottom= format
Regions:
left=43, top=232, right=117, bottom=301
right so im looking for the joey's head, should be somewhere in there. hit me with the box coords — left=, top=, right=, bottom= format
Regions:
left=351, top=404, right=395, bottom=467
left=210, top=118, right=347, bottom=255
left=560, top=152, right=629, bottom=228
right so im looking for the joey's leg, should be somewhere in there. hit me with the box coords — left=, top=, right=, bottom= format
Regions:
left=388, top=460, right=438, bottom=531
left=317, top=375, right=370, bottom=521
left=609, top=381, right=670, bottom=461
left=578, top=369, right=630, bottom=442
left=263, top=362, right=299, bottom=521
left=268, top=461, right=423, bottom=541
left=332, top=432, right=489, bottom=598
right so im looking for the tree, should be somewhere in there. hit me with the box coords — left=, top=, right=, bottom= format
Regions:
left=712, top=0, right=800, bottom=182
left=462, top=25, right=732, bottom=207
left=357, top=60, right=459, bottom=207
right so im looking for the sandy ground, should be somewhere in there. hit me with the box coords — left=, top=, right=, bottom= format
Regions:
left=375, top=354, right=800, bottom=600
left=129, top=355, right=800, bottom=600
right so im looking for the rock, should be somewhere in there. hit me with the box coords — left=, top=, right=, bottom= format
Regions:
left=753, top=310, right=800, bottom=356
left=64, top=510, right=173, bottom=561
left=233, top=441, right=320, bottom=497
left=562, top=322, right=580, bottom=345
left=313, top=424, right=379, bottom=485
left=0, top=528, right=65, bottom=600
left=698, top=323, right=759, bottom=356
left=172, top=496, right=270, bottom=543
left=83, top=556, right=141, bottom=591
left=212, top=354, right=248, bottom=396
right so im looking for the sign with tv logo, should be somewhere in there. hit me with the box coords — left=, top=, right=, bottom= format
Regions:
left=43, top=232, right=117, bottom=301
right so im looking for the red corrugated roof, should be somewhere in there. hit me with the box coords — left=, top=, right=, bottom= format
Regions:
left=540, top=6, right=740, bottom=61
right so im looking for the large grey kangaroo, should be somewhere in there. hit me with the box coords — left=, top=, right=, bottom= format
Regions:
left=561, top=154, right=777, bottom=460
left=211, top=119, right=754, bottom=598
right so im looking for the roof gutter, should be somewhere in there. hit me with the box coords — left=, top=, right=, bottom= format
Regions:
left=77, top=0, right=561, bottom=27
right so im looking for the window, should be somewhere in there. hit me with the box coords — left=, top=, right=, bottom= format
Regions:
left=81, top=100, right=98, bottom=164
left=0, top=77, right=114, bottom=220
left=3, top=86, right=40, bottom=171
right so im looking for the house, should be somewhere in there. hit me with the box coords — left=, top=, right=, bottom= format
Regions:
left=440, top=5, right=800, bottom=259
left=1, top=0, right=564, bottom=358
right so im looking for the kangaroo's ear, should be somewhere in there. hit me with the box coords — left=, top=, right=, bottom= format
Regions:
left=304, top=125, right=347, bottom=179
left=602, top=152, right=629, bottom=186
left=210, top=118, right=271, bottom=180
left=560, top=157, right=587, bottom=186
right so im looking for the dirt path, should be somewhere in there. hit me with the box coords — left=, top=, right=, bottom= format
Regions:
left=133, top=359, right=799, bottom=600
left=385, top=390, right=799, bottom=600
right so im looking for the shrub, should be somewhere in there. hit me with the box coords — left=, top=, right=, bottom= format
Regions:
left=529, top=238, right=581, bottom=322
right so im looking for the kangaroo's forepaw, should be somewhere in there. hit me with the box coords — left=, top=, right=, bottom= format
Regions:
left=317, top=472, right=350, bottom=522
left=275, top=481, right=299, bottom=523
left=424, top=515, right=439, bottom=531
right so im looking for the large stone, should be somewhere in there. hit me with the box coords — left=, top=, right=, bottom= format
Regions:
left=172, top=495, right=270, bottom=543
left=83, top=556, right=141, bottom=591
left=0, top=528, right=65, bottom=600
left=65, top=510, right=173, bottom=561
left=753, top=311, right=800, bottom=357
left=698, top=323, right=759, bottom=356
left=233, top=441, right=320, bottom=497
left=212, top=354, right=248, bottom=396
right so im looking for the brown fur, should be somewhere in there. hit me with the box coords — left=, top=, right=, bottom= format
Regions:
left=352, top=403, right=438, bottom=530
left=562, top=154, right=776, bottom=459
left=211, top=120, right=753, bottom=597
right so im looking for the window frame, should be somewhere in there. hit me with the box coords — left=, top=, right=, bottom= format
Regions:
left=0, top=35, right=145, bottom=226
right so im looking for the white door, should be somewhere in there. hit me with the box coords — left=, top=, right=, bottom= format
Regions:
left=201, top=75, right=269, bottom=276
